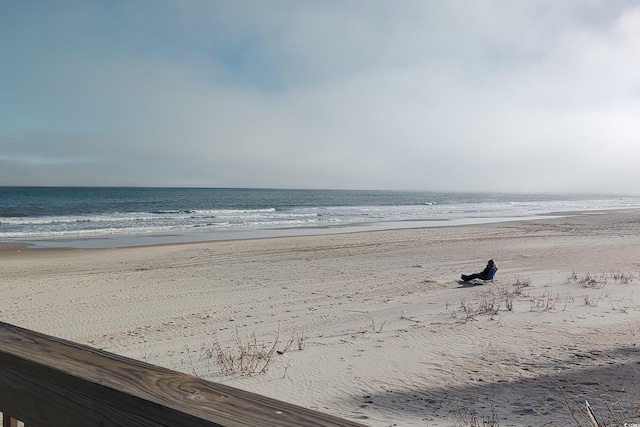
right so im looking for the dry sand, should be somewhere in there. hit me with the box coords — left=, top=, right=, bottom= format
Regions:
left=2, top=210, right=640, bottom=426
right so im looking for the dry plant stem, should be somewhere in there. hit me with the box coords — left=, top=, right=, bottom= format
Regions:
left=585, top=400, right=600, bottom=427
left=200, top=326, right=306, bottom=376
left=296, top=331, right=306, bottom=350
left=627, top=319, right=640, bottom=336
left=565, top=271, right=639, bottom=288
left=558, top=385, right=631, bottom=426
left=370, top=317, right=388, bottom=333
left=452, top=398, right=500, bottom=427
left=184, top=344, right=199, bottom=377
left=530, top=290, right=559, bottom=312
left=559, top=385, right=584, bottom=426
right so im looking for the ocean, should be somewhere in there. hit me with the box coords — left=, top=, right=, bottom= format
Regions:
left=2, top=187, right=640, bottom=248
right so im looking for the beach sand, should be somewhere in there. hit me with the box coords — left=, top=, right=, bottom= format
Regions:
left=2, top=210, right=640, bottom=426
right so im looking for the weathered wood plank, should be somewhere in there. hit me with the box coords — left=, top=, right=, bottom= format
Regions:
left=0, top=321, right=365, bottom=427
left=2, top=415, right=19, bottom=427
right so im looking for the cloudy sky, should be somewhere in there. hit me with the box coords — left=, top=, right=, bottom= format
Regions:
left=1, top=1, right=640, bottom=193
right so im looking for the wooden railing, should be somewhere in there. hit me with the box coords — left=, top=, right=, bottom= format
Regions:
left=0, top=321, right=365, bottom=427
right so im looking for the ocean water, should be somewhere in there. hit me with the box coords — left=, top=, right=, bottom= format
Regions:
left=1, top=187, right=639, bottom=248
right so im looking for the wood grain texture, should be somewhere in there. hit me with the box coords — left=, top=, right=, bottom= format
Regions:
left=0, top=321, right=365, bottom=427
left=2, top=415, right=19, bottom=427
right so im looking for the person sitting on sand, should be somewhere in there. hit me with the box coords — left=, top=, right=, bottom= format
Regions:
left=461, top=260, right=497, bottom=282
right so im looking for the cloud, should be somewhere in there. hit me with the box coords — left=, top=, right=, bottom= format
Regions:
left=1, top=1, right=640, bottom=193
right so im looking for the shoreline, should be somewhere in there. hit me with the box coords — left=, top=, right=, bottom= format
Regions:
left=1, top=208, right=611, bottom=251
left=2, top=210, right=640, bottom=425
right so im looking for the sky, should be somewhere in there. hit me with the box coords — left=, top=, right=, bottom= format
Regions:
left=1, top=1, right=640, bottom=194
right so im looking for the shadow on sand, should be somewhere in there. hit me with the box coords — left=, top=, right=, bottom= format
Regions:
left=457, top=279, right=488, bottom=288
left=339, top=345, right=640, bottom=426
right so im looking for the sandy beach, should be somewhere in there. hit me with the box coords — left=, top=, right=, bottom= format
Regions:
left=2, top=210, right=640, bottom=426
